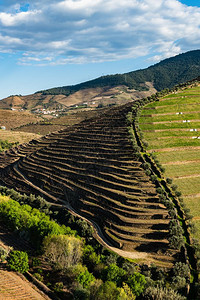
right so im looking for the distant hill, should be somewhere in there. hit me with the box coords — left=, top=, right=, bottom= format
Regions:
left=1, top=50, right=200, bottom=113
left=38, top=50, right=200, bottom=95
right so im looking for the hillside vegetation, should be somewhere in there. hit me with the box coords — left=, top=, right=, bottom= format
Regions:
left=139, top=82, right=200, bottom=239
left=0, top=103, right=181, bottom=268
left=39, top=50, right=200, bottom=95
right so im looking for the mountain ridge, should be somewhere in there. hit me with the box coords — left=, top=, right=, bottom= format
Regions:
left=0, top=50, right=200, bottom=113
left=37, top=49, right=200, bottom=95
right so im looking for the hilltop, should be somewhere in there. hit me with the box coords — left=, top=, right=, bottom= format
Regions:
left=1, top=50, right=200, bottom=113
left=39, top=50, right=200, bottom=95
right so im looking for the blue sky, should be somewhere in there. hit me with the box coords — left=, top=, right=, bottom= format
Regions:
left=0, top=0, right=200, bottom=99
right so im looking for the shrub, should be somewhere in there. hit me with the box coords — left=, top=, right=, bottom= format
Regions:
left=127, top=272, right=146, bottom=296
left=166, top=178, right=173, bottom=184
left=77, top=269, right=95, bottom=288
left=74, top=287, right=90, bottom=300
left=0, top=247, right=10, bottom=263
left=173, top=262, right=190, bottom=278
left=103, top=263, right=126, bottom=286
left=142, top=286, right=186, bottom=299
left=94, top=281, right=121, bottom=300
left=43, top=235, right=83, bottom=270
left=7, top=250, right=29, bottom=273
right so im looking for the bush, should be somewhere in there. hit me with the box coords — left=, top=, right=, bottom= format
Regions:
left=142, top=286, right=186, bottom=299
left=74, top=287, right=90, bottom=300
left=7, top=250, right=29, bottom=273
left=0, top=247, right=10, bottom=263
left=77, top=269, right=95, bottom=288
left=103, top=263, right=126, bottom=286
left=94, top=281, right=121, bottom=300
left=127, top=272, right=146, bottom=296
left=173, top=262, right=190, bottom=278
left=166, top=178, right=173, bottom=184
left=43, top=235, right=83, bottom=270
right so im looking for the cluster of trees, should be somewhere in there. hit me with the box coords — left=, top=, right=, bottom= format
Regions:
left=0, top=188, right=190, bottom=299
left=0, top=199, right=76, bottom=247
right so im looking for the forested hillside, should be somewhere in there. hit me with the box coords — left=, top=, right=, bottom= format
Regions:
left=38, top=50, right=200, bottom=95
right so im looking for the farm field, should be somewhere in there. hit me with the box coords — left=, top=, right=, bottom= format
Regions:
left=13, top=108, right=105, bottom=135
left=0, top=130, right=40, bottom=144
left=139, top=84, right=200, bottom=239
left=0, top=109, right=41, bottom=130
left=0, top=103, right=179, bottom=267
left=0, top=270, right=49, bottom=300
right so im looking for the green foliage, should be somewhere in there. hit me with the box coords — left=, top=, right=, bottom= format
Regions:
left=83, top=245, right=101, bottom=267
left=127, top=272, right=146, bottom=296
left=173, top=262, right=190, bottom=278
left=0, top=199, right=76, bottom=247
left=93, top=281, right=121, bottom=300
left=53, top=282, right=64, bottom=292
left=74, top=287, right=90, bottom=300
left=0, top=247, right=10, bottom=263
left=43, top=235, right=83, bottom=270
left=77, top=269, right=95, bottom=288
left=103, top=263, right=127, bottom=286
left=0, top=140, right=17, bottom=152
left=142, top=286, right=186, bottom=300
left=7, top=250, right=29, bottom=273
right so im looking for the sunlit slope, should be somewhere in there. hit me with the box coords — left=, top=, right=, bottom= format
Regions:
left=139, top=84, right=200, bottom=238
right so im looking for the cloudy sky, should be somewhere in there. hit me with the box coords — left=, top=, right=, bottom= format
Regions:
left=0, top=0, right=200, bottom=98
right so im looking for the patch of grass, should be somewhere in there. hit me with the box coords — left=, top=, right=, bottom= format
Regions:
left=173, top=177, right=200, bottom=196
left=184, top=197, right=200, bottom=218
left=144, top=130, right=199, bottom=139
left=142, top=104, right=200, bottom=115
left=163, top=163, right=200, bottom=178
left=145, top=137, right=200, bottom=150
left=140, top=113, right=200, bottom=123
left=156, top=150, right=200, bottom=164
left=193, top=220, right=200, bottom=239
left=140, top=121, right=200, bottom=131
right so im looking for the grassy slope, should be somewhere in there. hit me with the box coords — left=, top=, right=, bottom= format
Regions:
left=139, top=84, right=200, bottom=239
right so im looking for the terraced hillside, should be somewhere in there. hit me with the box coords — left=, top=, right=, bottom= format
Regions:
left=0, top=104, right=179, bottom=266
left=139, top=83, right=200, bottom=238
left=0, top=270, right=49, bottom=300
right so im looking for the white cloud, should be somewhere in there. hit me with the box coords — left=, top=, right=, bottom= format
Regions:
left=0, top=0, right=199, bottom=65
